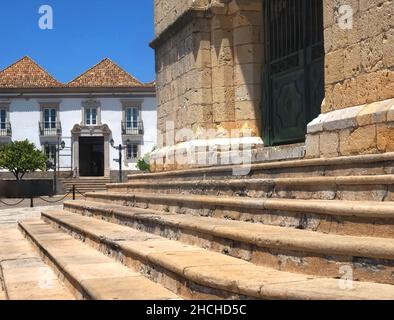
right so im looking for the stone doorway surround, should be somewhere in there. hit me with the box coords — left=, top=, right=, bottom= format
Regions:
left=71, top=123, right=112, bottom=178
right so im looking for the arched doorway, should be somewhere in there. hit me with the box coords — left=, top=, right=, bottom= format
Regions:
left=263, top=0, right=325, bottom=146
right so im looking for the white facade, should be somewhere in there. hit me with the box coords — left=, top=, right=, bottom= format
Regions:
left=0, top=94, right=157, bottom=175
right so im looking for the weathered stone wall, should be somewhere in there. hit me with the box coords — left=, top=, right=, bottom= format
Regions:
left=305, top=0, right=394, bottom=159
left=323, top=0, right=394, bottom=113
left=154, top=0, right=210, bottom=36
left=154, top=0, right=263, bottom=147
left=152, top=0, right=394, bottom=170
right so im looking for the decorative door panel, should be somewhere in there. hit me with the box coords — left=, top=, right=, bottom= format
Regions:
left=272, top=69, right=306, bottom=144
left=263, top=0, right=324, bottom=146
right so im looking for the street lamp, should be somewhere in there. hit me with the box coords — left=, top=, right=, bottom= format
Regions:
left=110, top=139, right=130, bottom=183
left=45, top=140, right=65, bottom=195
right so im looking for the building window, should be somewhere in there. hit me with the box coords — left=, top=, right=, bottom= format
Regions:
left=44, top=108, right=57, bottom=129
left=44, top=144, right=57, bottom=165
left=122, top=106, right=143, bottom=135
left=126, top=107, right=139, bottom=128
left=0, top=109, right=6, bottom=130
left=86, top=107, right=97, bottom=125
left=40, top=104, right=60, bottom=136
left=0, top=108, right=10, bottom=137
left=126, top=143, right=139, bottom=160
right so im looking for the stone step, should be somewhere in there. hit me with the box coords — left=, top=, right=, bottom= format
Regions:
left=61, top=181, right=109, bottom=193
left=37, top=209, right=394, bottom=299
left=63, top=200, right=394, bottom=284
left=128, top=152, right=394, bottom=182
left=0, top=227, right=74, bottom=300
left=18, top=219, right=180, bottom=300
left=84, top=191, right=394, bottom=237
left=109, top=175, right=394, bottom=202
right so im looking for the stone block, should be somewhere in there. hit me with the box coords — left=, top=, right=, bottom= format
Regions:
left=211, top=65, right=234, bottom=86
left=319, top=132, right=339, bottom=157
left=325, top=50, right=345, bottom=84
left=344, top=43, right=361, bottom=79
left=233, top=11, right=262, bottom=29
left=322, top=105, right=364, bottom=131
left=234, top=43, right=263, bottom=65
left=233, top=25, right=260, bottom=46
left=360, top=34, right=384, bottom=73
left=341, top=78, right=358, bottom=108
left=388, top=101, right=394, bottom=122
left=305, top=134, right=320, bottom=158
left=356, top=99, right=394, bottom=126
left=212, top=86, right=234, bottom=104
left=307, top=113, right=328, bottom=134
left=339, top=125, right=377, bottom=156
left=234, top=63, right=261, bottom=86
left=383, top=29, right=394, bottom=68
left=327, top=82, right=344, bottom=111
left=213, top=102, right=235, bottom=122
left=235, top=100, right=260, bottom=121
left=377, top=122, right=394, bottom=152
left=323, top=0, right=334, bottom=29
left=379, top=69, right=394, bottom=101
left=357, top=71, right=380, bottom=105
left=235, top=84, right=261, bottom=102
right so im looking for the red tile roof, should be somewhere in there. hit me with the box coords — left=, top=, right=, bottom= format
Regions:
left=0, top=57, right=154, bottom=90
left=67, top=58, right=144, bottom=88
left=0, top=56, right=62, bottom=88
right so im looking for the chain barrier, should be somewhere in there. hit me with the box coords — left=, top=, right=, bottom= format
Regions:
left=0, top=198, right=26, bottom=206
left=75, top=189, right=86, bottom=197
left=0, top=185, right=86, bottom=208
left=38, top=191, right=72, bottom=203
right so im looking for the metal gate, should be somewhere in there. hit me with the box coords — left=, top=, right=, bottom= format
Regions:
left=263, top=0, right=325, bottom=146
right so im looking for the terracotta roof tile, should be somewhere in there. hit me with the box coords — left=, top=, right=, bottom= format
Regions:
left=67, top=58, right=144, bottom=88
left=0, top=56, right=62, bottom=88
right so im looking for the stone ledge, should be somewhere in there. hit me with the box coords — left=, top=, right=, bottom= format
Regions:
left=61, top=201, right=394, bottom=260
left=308, top=98, right=394, bottom=134
left=149, top=138, right=307, bottom=172
left=306, top=98, right=394, bottom=158
left=86, top=191, right=394, bottom=219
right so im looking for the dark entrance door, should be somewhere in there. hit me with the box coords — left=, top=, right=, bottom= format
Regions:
left=79, top=137, right=104, bottom=177
left=263, top=0, right=325, bottom=146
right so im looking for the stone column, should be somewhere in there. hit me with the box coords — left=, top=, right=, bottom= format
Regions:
left=72, top=136, right=79, bottom=178
left=104, top=135, right=110, bottom=178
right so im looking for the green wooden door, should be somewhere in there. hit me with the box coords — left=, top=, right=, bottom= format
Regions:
left=263, top=0, right=325, bottom=146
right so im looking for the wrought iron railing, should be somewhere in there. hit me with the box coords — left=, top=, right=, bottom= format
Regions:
left=0, top=122, right=11, bottom=137
left=39, top=122, right=62, bottom=136
left=121, top=121, right=144, bottom=135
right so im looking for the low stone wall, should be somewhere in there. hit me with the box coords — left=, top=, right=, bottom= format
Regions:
left=149, top=137, right=307, bottom=172
left=0, top=171, right=71, bottom=180
left=306, top=98, right=394, bottom=158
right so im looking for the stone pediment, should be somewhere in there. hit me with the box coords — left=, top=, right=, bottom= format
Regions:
left=71, top=123, right=111, bottom=136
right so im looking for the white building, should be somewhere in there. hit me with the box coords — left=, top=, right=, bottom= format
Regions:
left=0, top=56, right=156, bottom=178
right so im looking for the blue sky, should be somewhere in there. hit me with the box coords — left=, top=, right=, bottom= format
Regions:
left=0, top=0, right=155, bottom=83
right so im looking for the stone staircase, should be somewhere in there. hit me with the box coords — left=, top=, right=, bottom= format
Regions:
left=11, top=152, right=394, bottom=299
left=59, top=177, right=112, bottom=194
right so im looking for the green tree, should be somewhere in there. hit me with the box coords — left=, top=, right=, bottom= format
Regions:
left=136, top=152, right=151, bottom=172
left=0, top=140, right=47, bottom=180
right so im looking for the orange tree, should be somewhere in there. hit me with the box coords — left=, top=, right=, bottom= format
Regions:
left=0, top=140, right=47, bottom=180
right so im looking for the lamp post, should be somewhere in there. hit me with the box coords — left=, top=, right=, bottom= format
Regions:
left=45, top=140, right=65, bottom=195
left=110, top=139, right=130, bottom=183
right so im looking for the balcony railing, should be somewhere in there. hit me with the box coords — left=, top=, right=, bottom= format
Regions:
left=39, top=122, right=62, bottom=136
left=122, top=121, right=144, bottom=136
left=0, top=122, right=11, bottom=137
